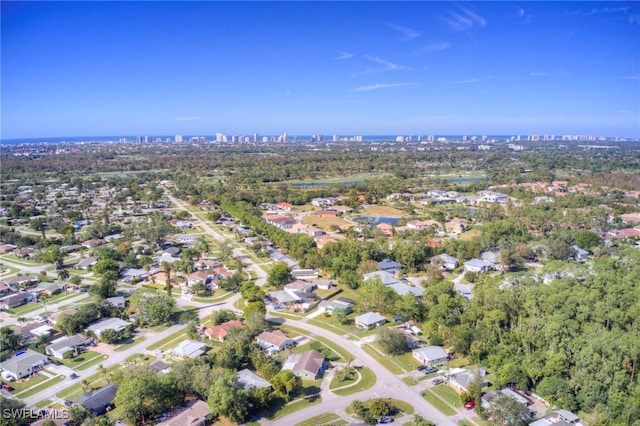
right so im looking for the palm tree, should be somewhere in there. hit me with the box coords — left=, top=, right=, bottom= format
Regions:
left=163, top=262, right=173, bottom=297
left=196, top=236, right=211, bottom=260
left=81, top=379, right=92, bottom=393
left=57, top=269, right=70, bottom=281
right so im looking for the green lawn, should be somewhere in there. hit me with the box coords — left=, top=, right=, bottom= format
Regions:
left=432, top=384, right=462, bottom=408
left=35, top=399, right=52, bottom=409
left=2, top=372, right=52, bottom=393
left=389, top=399, right=415, bottom=415
left=265, top=395, right=322, bottom=420
left=191, top=291, right=234, bottom=303
left=332, top=367, right=376, bottom=396
left=421, top=389, right=457, bottom=416
left=296, top=413, right=345, bottom=426
left=6, top=302, right=42, bottom=316
left=280, top=325, right=352, bottom=362
left=60, top=351, right=104, bottom=369
left=147, top=329, right=187, bottom=351
left=361, top=344, right=404, bottom=375
left=14, top=374, right=65, bottom=398
left=114, top=336, right=147, bottom=352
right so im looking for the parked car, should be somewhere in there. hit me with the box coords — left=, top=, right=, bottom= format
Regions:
left=64, top=400, right=73, bottom=407
left=378, top=417, right=394, bottom=424
left=1, top=384, right=12, bottom=391
left=432, top=378, right=444, bottom=385
left=464, top=400, right=476, bottom=410
left=418, top=366, right=438, bottom=374
left=69, top=373, right=78, bottom=379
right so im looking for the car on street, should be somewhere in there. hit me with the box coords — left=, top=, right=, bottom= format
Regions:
left=69, top=373, right=78, bottom=379
left=464, top=400, right=476, bottom=410
left=432, top=378, right=444, bottom=385
left=64, top=400, right=73, bottom=407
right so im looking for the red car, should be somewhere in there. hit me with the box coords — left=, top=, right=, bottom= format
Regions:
left=464, top=400, right=475, bottom=410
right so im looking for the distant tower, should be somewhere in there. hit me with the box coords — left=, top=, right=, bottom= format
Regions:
left=175, top=135, right=183, bottom=143
left=333, top=134, right=339, bottom=142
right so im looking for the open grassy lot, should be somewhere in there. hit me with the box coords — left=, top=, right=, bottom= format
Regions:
left=296, top=413, right=345, bottom=426
left=146, top=329, right=188, bottom=351
left=60, top=351, right=105, bottom=369
left=421, top=389, right=457, bottom=416
left=281, top=325, right=353, bottom=362
left=301, top=215, right=350, bottom=230
left=265, top=394, right=322, bottom=420
left=357, top=205, right=408, bottom=217
left=432, top=384, right=462, bottom=408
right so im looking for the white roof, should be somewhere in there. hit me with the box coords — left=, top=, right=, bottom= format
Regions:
left=413, top=346, right=448, bottom=361
left=355, top=312, right=386, bottom=325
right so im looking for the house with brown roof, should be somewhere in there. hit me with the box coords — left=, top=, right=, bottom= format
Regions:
left=256, top=330, right=295, bottom=355
left=445, top=218, right=467, bottom=234
left=312, top=209, right=339, bottom=218
left=282, top=350, right=327, bottom=379
left=205, top=320, right=244, bottom=342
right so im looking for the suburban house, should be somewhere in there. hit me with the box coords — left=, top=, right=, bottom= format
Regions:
left=572, top=245, right=589, bottom=261
left=34, top=282, right=65, bottom=297
left=282, top=350, right=327, bottom=379
left=76, top=257, right=98, bottom=270
left=170, top=340, right=207, bottom=358
left=482, top=388, right=532, bottom=416
left=269, top=288, right=319, bottom=312
left=105, top=296, right=126, bottom=309
left=363, top=270, right=402, bottom=286
left=406, top=220, right=441, bottom=231
left=75, top=383, right=118, bottom=415
left=0, top=349, right=49, bottom=380
left=256, top=330, right=295, bottom=355
left=530, top=410, right=582, bottom=426
left=386, top=282, right=423, bottom=298
left=412, top=346, right=448, bottom=366
left=284, top=280, right=317, bottom=292
left=445, top=218, right=467, bottom=234
left=86, top=317, right=132, bottom=338
left=156, top=399, right=211, bottom=426
left=378, top=258, right=402, bottom=274
left=317, top=298, right=353, bottom=314
left=46, top=334, right=92, bottom=359
left=0, top=275, right=38, bottom=288
left=150, top=359, right=170, bottom=374
left=48, top=308, right=77, bottom=326
left=187, top=271, right=211, bottom=287
left=463, top=259, right=492, bottom=273
left=431, top=254, right=459, bottom=270
left=0, top=293, right=31, bottom=309
left=237, top=368, right=272, bottom=390
left=205, top=319, right=244, bottom=342
left=354, top=312, right=387, bottom=329
left=291, top=269, right=319, bottom=279
left=448, top=368, right=487, bottom=393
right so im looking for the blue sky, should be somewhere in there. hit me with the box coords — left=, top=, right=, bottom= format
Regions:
left=2, top=1, right=639, bottom=139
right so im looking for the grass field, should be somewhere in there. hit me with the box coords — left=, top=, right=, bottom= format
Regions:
left=280, top=325, right=353, bottom=362
left=301, top=215, right=350, bottom=231
left=421, top=389, right=457, bottom=416
left=357, top=205, right=408, bottom=217
left=60, top=351, right=103, bottom=369
left=146, top=329, right=188, bottom=351
left=332, top=367, right=376, bottom=396
left=360, top=344, right=404, bottom=375
left=14, top=374, right=65, bottom=398
left=296, top=413, right=345, bottom=426
left=432, top=384, right=462, bottom=408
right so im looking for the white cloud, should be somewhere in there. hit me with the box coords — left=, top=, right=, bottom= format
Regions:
left=445, top=6, right=486, bottom=31
left=335, top=52, right=354, bottom=60
left=353, top=55, right=409, bottom=76
left=174, top=116, right=203, bottom=122
left=386, top=22, right=422, bottom=41
left=529, top=72, right=550, bottom=77
left=352, top=82, right=416, bottom=92
left=452, top=76, right=495, bottom=84
left=420, top=42, right=451, bottom=53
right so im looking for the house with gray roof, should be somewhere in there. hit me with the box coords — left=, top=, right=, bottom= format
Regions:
left=448, top=368, right=487, bottom=393
left=354, top=312, right=387, bottom=329
left=363, top=270, right=401, bottom=286
left=378, top=258, right=402, bottom=274
left=412, top=346, right=448, bottom=366
left=75, top=383, right=118, bottom=415
left=105, top=296, right=126, bottom=309
left=463, top=258, right=492, bottom=273
left=282, top=350, right=327, bottom=379
left=0, top=292, right=31, bottom=309
left=46, top=334, right=92, bottom=359
left=317, top=299, right=353, bottom=314
left=237, top=368, right=271, bottom=390
left=170, top=340, right=206, bottom=358
left=431, top=254, right=459, bottom=270
left=0, top=349, right=48, bottom=380
left=387, top=282, right=423, bottom=298
left=86, top=317, right=132, bottom=338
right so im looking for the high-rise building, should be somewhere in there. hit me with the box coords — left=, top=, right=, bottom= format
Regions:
left=144, top=136, right=152, bottom=143
left=175, top=135, right=183, bottom=143
left=333, top=134, right=339, bottom=142
left=253, top=133, right=259, bottom=143
left=136, top=136, right=142, bottom=143
left=216, top=133, right=227, bottom=142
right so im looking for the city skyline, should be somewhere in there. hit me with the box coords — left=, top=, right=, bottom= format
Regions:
left=2, top=1, right=639, bottom=139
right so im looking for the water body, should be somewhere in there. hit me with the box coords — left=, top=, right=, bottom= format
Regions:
left=353, top=216, right=401, bottom=225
